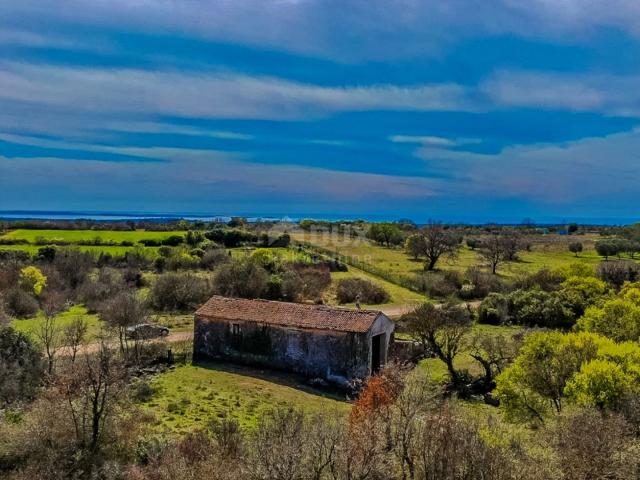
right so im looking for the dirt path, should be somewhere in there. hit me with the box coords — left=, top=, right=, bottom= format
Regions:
left=58, top=331, right=194, bottom=357
left=380, top=300, right=481, bottom=318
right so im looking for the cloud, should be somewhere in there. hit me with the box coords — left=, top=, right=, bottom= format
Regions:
left=0, top=152, right=441, bottom=212
left=5, top=1, right=640, bottom=61
left=482, top=70, right=640, bottom=115
left=415, top=128, right=640, bottom=203
left=389, top=135, right=482, bottom=147
left=0, top=63, right=471, bottom=121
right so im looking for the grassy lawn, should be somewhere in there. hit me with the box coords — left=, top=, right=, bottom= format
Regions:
left=140, top=362, right=351, bottom=434
left=1, top=229, right=186, bottom=243
left=11, top=304, right=106, bottom=341
left=292, top=231, right=614, bottom=280
left=328, top=267, right=426, bottom=309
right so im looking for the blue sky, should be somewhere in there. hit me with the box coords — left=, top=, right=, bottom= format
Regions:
left=1, top=1, right=640, bottom=223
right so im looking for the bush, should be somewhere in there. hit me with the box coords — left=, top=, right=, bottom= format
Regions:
left=200, top=249, right=232, bottom=270
left=281, top=264, right=332, bottom=302
left=461, top=266, right=503, bottom=299
left=161, top=235, right=185, bottom=247
left=597, top=260, right=640, bottom=288
left=213, top=259, right=269, bottom=299
left=4, top=288, right=39, bottom=318
left=509, top=289, right=575, bottom=329
left=150, top=272, right=212, bottom=311
left=478, top=292, right=510, bottom=325
left=415, top=270, right=461, bottom=298
left=513, top=268, right=564, bottom=292
left=0, top=326, right=44, bottom=406
left=336, top=278, right=389, bottom=304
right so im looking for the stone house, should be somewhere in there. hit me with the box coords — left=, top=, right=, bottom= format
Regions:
left=193, top=296, right=395, bottom=385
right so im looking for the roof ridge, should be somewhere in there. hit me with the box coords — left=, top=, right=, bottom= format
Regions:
left=196, top=295, right=385, bottom=333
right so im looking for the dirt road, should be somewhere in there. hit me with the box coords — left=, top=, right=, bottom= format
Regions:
left=58, top=331, right=194, bottom=357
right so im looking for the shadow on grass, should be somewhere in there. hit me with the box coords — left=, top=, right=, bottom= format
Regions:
left=192, top=358, right=351, bottom=403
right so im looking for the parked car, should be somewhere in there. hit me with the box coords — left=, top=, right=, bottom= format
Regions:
left=126, top=323, right=170, bottom=340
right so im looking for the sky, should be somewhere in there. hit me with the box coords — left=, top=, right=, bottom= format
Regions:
left=1, top=0, right=640, bottom=223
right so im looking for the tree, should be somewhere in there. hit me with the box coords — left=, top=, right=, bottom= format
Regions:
left=564, top=359, right=631, bottom=409
left=19, top=266, right=47, bottom=296
left=213, top=258, right=269, bottom=299
left=403, top=303, right=471, bottom=385
left=63, top=317, right=88, bottom=364
left=466, top=238, right=479, bottom=250
left=417, top=222, right=460, bottom=271
left=35, top=291, right=66, bottom=375
left=595, top=240, right=619, bottom=260
left=568, top=241, right=583, bottom=257
left=479, top=233, right=507, bottom=274
left=495, top=331, right=610, bottom=422
left=469, top=331, right=521, bottom=389
left=576, top=298, right=640, bottom=342
left=366, top=223, right=403, bottom=247
left=150, top=272, right=212, bottom=311
left=100, top=291, right=147, bottom=358
left=405, top=233, right=426, bottom=260
left=0, top=326, right=43, bottom=406
left=59, top=344, right=128, bottom=454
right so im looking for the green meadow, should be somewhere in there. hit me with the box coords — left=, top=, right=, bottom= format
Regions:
left=1, top=229, right=186, bottom=243
left=140, top=362, right=351, bottom=434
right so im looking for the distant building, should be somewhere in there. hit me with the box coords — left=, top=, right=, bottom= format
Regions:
left=193, top=296, right=395, bottom=385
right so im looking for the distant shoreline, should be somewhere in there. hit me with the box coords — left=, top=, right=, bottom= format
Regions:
left=0, top=210, right=637, bottom=226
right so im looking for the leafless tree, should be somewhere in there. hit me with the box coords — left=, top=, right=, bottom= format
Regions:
left=35, top=291, right=65, bottom=375
left=417, top=223, right=460, bottom=271
left=479, top=233, right=508, bottom=274
left=99, top=291, right=146, bottom=358
left=63, top=316, right=88, bottom=364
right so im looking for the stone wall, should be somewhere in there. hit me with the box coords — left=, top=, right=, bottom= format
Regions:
left=193, top=315, right=371, bottom=383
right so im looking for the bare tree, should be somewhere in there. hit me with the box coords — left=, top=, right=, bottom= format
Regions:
left=418, top=223, right=460, bottom=271
left=479, top=234, right=507, bottom=274
left=63, top=316, right=88, bottom=364
left=99, top=291, right=146, bottom=359
left=60, top=343, right=127, bottom=454
left=36, top=291, right=65, bottom=375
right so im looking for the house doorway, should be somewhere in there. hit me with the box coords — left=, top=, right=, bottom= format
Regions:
left=371, top=334, right=384, bottom=374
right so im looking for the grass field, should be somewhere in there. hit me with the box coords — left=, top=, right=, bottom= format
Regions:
left=11, top=304, right=106, bottom=341
left=328, top=267, right=426, bottom=309
left=140, top=362, right=351, bottom=434
left=292, top=231, right=611, bottom=280
left=0, top=244, right=161, bottom=257
left=1, top=229, right=186, bottom=243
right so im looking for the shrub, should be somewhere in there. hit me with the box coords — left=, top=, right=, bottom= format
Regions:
left=336, top=278, right=389, bottom=304
left=213, top=259, right=269, bottom=299
left=461, top=266, right=503, bottom=299
left=509, top=289, right=575, bottom=329
left=0, top=326, right=44, bottom=406
left=161, top=235, right=185, bottom=247
left=597, top=260, right=640, bottom=288
left=150, top=272, right=212, bottom=311
left=478, top=292, right=510, bottom=325
left=513, top=268, right=565, bottom=292
left=415, top=270, right=461, bottom=298
left=200, top=249, right=232, bottom=270
left=4, top=288, right=39, bottom=318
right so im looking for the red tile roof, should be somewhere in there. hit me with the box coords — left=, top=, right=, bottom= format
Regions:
left=195, top=295, right=383, bottom=333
